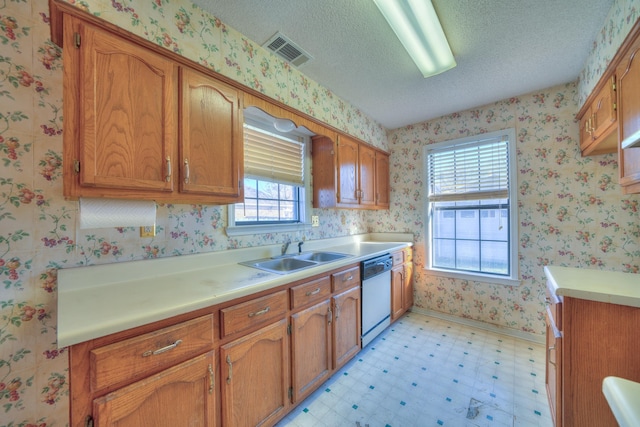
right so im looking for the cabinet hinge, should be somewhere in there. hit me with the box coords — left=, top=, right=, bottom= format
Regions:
left=611, top=77, right=616, bottom=92
left=287, top=324, right=291, bottom=335
left=85, top=415, right=94, bottom=427
left=74, top=160, right=80, bottom=174
left=74, top=32, right=81, bottom=48
left=288, top=387, right=293, bottom=399
left=613, top=102, right=617, bottom=111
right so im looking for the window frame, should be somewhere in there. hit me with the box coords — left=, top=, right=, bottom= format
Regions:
left=423, top=128, right=520, bottom=286
left=226, top=121, right=312, bottom=237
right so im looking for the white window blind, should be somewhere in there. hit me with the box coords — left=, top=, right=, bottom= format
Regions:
left=243, top=124, right=304, bottom=186
left=426, top=135, right=509, bottom=202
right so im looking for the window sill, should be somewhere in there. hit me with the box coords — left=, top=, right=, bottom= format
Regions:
left=423, top=267, right=521, bottom=287
left=225, top=222, right=311, bottom=237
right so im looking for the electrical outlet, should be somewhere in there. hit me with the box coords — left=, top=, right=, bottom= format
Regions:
left=140, top=225, right=156, bottom=237
left=311, top=215, right=320, bottom=227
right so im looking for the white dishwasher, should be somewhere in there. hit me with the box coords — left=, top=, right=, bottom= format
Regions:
left=360, top=254, right=393, bottom=347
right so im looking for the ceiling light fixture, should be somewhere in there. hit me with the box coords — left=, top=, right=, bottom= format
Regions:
left=373, top=0, right=456, bottom=78
left=273, top=118, right=296, bottom=133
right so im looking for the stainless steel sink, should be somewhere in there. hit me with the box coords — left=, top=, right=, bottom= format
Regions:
left=294, top=251, right=350, bottom=262
left=240, top=251, right=351, bottom=274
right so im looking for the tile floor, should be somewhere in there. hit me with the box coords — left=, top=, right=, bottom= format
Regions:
left=276, top=312, right=552, bottom=427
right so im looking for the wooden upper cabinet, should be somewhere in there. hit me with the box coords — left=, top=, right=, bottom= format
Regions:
left=312, top=134, right=390, bottom=209
left=375, top=151, right=390, bottom=208
left=180, top=67, right=243, bottom=200
left=577, top=75, right=617, bottom=156
left=67, top=15, right=177, bottom=193
left=336, top=135, right=360, bottom=205
left=61, top=14, right=243, bottom=204
left=358, top=142, right=376, bottom=207
left=616, top=32, right=640, bottom=194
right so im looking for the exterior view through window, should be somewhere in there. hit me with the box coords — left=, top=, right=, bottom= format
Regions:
left=425, top=129, right=517, bottom=279
left=234, top=124, right=305, bottom=225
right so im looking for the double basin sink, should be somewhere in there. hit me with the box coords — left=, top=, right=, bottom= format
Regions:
left=240, top=251, right=351, bottom=274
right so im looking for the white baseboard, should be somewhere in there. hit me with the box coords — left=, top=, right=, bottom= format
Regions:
left=408, top=307, right=545, bottom=345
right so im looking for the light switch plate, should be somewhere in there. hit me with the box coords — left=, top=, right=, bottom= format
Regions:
left=140, top=225, right=156, bottom=237
left=311, top=215, right=320, bottom=227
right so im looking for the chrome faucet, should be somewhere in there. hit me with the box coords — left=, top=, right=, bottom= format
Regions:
left=298, top=241, right=304, bottom=254
left=281, top=240, right=291, bottom=256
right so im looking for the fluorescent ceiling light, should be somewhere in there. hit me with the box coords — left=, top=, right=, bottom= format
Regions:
left=374, top=0, right=456, bottom=78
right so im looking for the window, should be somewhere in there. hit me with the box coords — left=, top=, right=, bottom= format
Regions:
left=227, top=120, right=311, bottom=235
left=424, top=129, right=519, bottom=285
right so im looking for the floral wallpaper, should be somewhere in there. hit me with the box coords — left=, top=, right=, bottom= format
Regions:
left=0, top=0, right=638, bottom=426
left=376, top=81, right=639, bottom=337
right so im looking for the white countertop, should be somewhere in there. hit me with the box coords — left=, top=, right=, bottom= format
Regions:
left=544, top=266, right=640, bottom=307
left=57, top=233, right=412, bottom=348
left=603, top=376, right=640, bottom=427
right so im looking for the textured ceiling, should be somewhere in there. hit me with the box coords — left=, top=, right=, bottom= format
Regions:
left=192, top=0, right=613, bottom=130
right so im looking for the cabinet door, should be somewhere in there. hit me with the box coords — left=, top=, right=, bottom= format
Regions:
left=391, top=265, right=404, bottom=321
left=93, top=351, right=215, bottom=427
left=332, top=286, right=361, bottom=369
left=616, top=36, right=640, bottom=193
left=545, top=313, right=562, bottom=427
left=220, top=319, right=289, bottom=427
left=402, top=262, right=413, bottom=310
left=180, top=67, right=243, bottom=200
left=358, top=143, right=376, bottom=206
left=375, top=151, right=390, bottom=208
left=591, top=75, right=617, bottom=140
left=71, top=17, right=176, bottom=192
left=291, top=299, right=332, bottom=402
left=336, top=136, right=359, bottom=205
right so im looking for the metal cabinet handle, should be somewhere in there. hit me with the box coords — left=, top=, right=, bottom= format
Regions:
left=248, top=306, right=270, bottom=318
left=226, top=355, right=232, bottom=384
left=335, top=303, right=340, bottom=320
left=343, top=275, right=353, bottom=282
left=208, top=364, right=214, bottom=394
left=305, top=288, right=321, bottom=296
left=183, top=159, right=190, bottom=184
left=165, top=156, right=172, bottom=182
left=327, top=307, right=332, bottom=324
left=142, top=339, right=182, bottom=357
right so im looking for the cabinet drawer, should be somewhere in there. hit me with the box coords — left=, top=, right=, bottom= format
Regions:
left=331, top=266, right=360, bottom=292
left=291, top=276, right=331, bottom=309
left=90, top=314, right=213, bottom=392
left=221, top=290, right=288, bottom=337
left=546, top=282, right=562, bottom=331
left=392, top=251, right=404, bottom=266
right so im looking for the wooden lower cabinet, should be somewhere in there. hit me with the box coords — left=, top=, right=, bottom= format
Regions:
left=291, top=299, right=332, bottom=402
left=545, top=312, right=562, bottom=427
left=220, top=319, right=290, bottom=427
left=332, top=286, right=361, bottom=369
left=391, top=264, right=404, bottom=321
left=93, top=352, right=216, bottom=427
left=391, top=249, right=413, bottom=322
left=69, top=262, right=369, bottom=427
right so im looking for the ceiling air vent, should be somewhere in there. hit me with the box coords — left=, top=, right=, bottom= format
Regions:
left=263, top=32, right=313, bottom=67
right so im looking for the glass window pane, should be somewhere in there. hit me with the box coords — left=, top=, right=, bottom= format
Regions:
left=480, top=208, right=508, bottom=241
left=481, top=241, right=509, bottom=274
left=456, top=240, right=480, bottom=271
left=433, top=209, right=455, bottom=238
left=244, top=178, right=257, bottom=198
left=433, top=239, right=455, bottom=268
left=279, top=184, right=295, bottom=201
left=258, top=181, right=279, bottom=199
left=279, top=201, right=295, bottom=220
left=235, top=200, right=257, bottom=222
left=257, top=199, right=279, bottom=221
left=456, top=210, right=479, bottom=239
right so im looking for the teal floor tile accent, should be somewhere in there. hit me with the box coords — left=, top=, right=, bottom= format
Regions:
left=275, top=312, right=552, bottom=427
